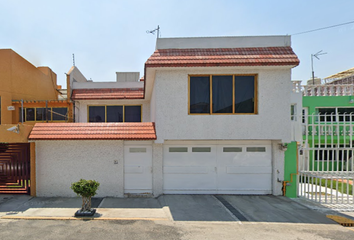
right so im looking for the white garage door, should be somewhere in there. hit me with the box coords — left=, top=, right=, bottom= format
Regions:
left=163, top=142, right=272, bottom=194
left=124, top=145, right=152, bottom=194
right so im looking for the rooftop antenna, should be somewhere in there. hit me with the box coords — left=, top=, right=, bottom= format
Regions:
left=311, top=50, right=327, bottom=85
left=146, top=25, right=160, bottom=38
left=72, top=53, right=75, bottom=66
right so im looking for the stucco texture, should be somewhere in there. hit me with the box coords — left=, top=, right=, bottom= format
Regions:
left=35, top=140, right=124, bottom=197
left=152, top=67, right=292, bottom=143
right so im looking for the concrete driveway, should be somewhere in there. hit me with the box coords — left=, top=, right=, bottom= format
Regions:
left=0, top=194, right=346, bottom=224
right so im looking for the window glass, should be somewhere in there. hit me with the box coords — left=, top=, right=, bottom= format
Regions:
left=26, top=108, right=35, bottom=121
left=192, top=147, right=211, bottom=152
left=291, top=104, right=297, bottom=121
left=107, top=106, right=123, bottom=122
left=35, top=108, right=46, bottom=121
left=317, top=108, right=336, bottom=122
left=169, top=147, right=188, bottom=152
left=246, top=147, right=266, bottom=152
left=212, top=76, right=233, bottom=113
left=235, top=76, right=255, bottom=113
left=125, top=106, right=141, bottom=122
left=338, top=108, right=354, bottom=122
left=89, top=106, right=105, bottom=122
left=190, top=76, right=210, bottom=113
left=223, top=147, right=242, bottom=152
left=129, top=148, right=147, bottom=153
left=52, top=108, right=67, bottom=121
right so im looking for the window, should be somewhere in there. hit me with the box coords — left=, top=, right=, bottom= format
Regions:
left=246, top=147, right=266, bottom=152
left=169, top=147, right=188, bottom=152
left=88, top=105, right=141, bottom=122
left=189, top=75, right=256, bottom=114
left=192, top=147, right=211, bottom=152
left=223, top=147, right=242, bottom=152
left=314, top=145, right=353, bottom=161
left=129, top=148, right=147, bottom=153
left=21, top=107, right=68, bottom=122
left=316, top=107, right=354, bottom=122
left=291, top=104, right=297, bottom=121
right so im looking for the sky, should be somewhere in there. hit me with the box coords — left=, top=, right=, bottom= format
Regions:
left=1, top=0, right=354, bottom=88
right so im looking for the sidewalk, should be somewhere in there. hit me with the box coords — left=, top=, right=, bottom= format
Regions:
left=0, top=195, right=171, bottom=221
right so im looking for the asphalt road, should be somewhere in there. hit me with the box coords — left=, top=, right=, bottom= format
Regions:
left=0, top=219, right=354, bottom=240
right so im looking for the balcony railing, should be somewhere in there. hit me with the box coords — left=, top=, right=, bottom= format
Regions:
left=292, top=81, right=354, bottom=96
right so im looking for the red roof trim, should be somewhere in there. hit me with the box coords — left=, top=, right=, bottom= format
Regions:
left=72, top=88, right=144, bottom=100
left=28, top=122, right=157, bottom=141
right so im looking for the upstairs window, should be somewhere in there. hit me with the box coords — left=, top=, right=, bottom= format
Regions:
left=21, top=107, right=68, bottom=122
left=189, top=75, right=257, bottom=114
left=88, top=105, right=141, bottom=122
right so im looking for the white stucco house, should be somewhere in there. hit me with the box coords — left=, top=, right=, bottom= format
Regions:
left=29, top=35, right=300, bottom=197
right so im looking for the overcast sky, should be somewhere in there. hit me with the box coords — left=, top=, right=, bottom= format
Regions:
left=1, top=0, right=354, bottom=87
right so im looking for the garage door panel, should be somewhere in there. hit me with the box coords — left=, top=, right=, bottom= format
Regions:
left=163, top=143, right=272, bottom=194
left=226, top=166, right=272, bottom=174
left=164, top=166, right=210, bottom=174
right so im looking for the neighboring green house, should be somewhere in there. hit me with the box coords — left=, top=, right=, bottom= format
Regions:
left=302, top=68, right=354, bottom=172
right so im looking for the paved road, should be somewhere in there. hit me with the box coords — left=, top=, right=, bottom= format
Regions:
left=0, top=219, right=353, bottom=240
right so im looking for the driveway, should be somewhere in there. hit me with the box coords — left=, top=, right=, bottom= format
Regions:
left=0, top=194, right=347, bottom=224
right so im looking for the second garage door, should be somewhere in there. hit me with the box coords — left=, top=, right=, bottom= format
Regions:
left=163, top=142, right=272, bottom=194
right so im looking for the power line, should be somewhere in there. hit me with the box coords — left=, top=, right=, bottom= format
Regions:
left=292, top=20, right=354, bottom=35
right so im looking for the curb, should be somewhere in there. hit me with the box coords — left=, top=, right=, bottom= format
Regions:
left=1, top=216, right=169, bottom=221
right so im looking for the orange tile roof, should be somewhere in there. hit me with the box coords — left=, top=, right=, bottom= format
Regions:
left=72, top=88, right=144, bottom=100
left=145, top=47, right=300, bottom=68
left=28, top=122, right=157, bottom=140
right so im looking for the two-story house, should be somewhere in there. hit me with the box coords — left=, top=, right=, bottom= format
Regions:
left=29, top=36, right=300, bottom=197
left=0, top=49, right=72, bottom=195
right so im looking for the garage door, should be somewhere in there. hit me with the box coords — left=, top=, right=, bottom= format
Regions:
left=124, top=145, right=152, bottom=195
left=163, top=142, right=272, bottom=194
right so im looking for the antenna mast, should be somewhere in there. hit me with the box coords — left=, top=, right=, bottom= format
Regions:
left=146, top=25, right=160, bottom=38
left=72, top=54, right=75, bottom=66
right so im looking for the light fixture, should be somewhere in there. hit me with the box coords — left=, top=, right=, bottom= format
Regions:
left=7, top=125, right=19, bottom=134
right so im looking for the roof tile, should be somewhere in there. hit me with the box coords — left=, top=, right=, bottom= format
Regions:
left=28, top=122, right=157, bottom=141
left=72, top=88, right=144, bottom=100
left=145, top=47, right=300, bottom=68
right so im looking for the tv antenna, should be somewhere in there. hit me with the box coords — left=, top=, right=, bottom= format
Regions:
left=311, top=50, right=327, bottom=85
left=72, top=53, right=75, bottom=66
left=146, top=25, right=160, bottom=38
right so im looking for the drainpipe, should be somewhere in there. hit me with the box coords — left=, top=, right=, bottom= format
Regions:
left=21, top=100, right=24, bottom=124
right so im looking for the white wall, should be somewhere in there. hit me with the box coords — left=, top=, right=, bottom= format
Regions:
left=35, top=140, right=124, bottom=197
left=153, top=67, right=292, bottom=143
left=75, top=100, right=150, bottom=123
left=156, top=36, right=291, bottom=49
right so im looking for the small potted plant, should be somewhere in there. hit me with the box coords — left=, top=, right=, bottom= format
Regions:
left=71, top=179, right=100, bottom=217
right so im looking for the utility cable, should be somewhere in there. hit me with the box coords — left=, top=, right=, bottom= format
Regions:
left=292, top=20, right=354, bottom=35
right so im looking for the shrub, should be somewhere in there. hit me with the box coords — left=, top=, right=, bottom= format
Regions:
left=71, top=179, right=100, bottom=198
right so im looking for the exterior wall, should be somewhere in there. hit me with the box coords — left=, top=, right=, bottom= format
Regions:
left=35, top=140, right=124, bottom=197
left=156, top=36, right=291, bottom=49
left=272, top=140, right=285, bottom=195
left=284, top=141, right=298, bottom=198
left=72, top=81, right=143, bottom=89
left=153, top=67, right=292, bottom=143
left=75, top=100, right=150, bottom=123
left=152, top=143, right=163, bottom=196
left=0, top=49, right=59, bottom=125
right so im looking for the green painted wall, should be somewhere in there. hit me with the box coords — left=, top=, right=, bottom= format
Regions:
left=303, top=96, right=354, bottom=118
left=284, top=141, right=297, bottom=198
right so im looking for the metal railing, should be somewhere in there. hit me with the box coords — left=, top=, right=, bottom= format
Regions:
left=298, top=113, right=354, bottom=210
